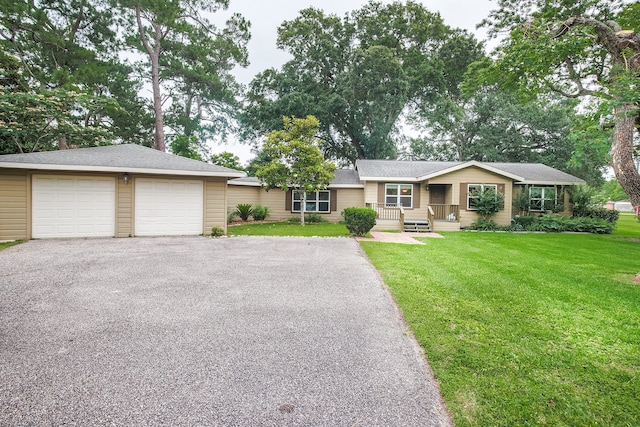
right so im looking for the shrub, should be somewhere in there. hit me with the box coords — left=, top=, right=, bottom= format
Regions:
left=342, top=207, right=376, bottom=236
left=210, top=226, right=225, bottom=237
left=235, top=203, right=253, bottom=221
left=472, top=187, right=505, bottom=220
left=227, top=208, right=237, bottom=224
left=574, top=207, right=619, bottom=224
left=251, top=205, right=270, bottom=221
left=469, top=218, right=500, bottom=231
left=285, top=213, right=327, bottom=223
left=513, top=215, right=536, bottom=227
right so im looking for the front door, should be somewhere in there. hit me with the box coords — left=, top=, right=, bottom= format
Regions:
left=429, top=184, right=446, bottom=205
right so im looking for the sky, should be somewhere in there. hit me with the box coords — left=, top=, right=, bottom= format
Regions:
left=211, top=0, right=497, bottom=163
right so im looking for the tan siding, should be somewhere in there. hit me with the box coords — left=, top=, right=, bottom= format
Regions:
left=204, top=178, right=227, bottom=233
left=227, top=185, right=261, bottom=211
left=430, top=166, right=513, bottom=226
left=260, top=189, right=289, bottom=221
left=331, top=188, right=364, bottom=222
left=0, top=170, right=29, bottom=240
left=116, top=178, right=133, bottom=237
left=364, top=182, right=378, bottom=204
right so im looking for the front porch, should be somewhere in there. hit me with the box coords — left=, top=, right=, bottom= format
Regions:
left=366, top=203, right=461, bottom=232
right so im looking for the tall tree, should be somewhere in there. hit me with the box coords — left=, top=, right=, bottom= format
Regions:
left=256, top=116, right=336, bottom=226
left=479, top=0, right=640, bottom=206
left=242, top=1, right=483, bottom=164
left=0, top=0, right=153, bottom=150
left=119, top=0, right=250, bottom=152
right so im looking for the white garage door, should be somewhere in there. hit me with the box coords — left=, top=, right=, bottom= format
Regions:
left=32, top=175, right=116, bottom=238
left=134, top=178, right=204, bottom=236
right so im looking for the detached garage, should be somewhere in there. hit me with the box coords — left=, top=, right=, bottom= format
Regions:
left=0, top=144, right=244, bottom=240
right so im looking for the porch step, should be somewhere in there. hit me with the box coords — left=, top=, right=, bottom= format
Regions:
left=403, top=219, right=432, bottom=233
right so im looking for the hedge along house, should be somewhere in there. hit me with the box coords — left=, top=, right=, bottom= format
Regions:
left=228, top=169, right=365, bottom=222
left=227, top=159, right=585, bottom=232
left=0, top=144, right=244, bottom=240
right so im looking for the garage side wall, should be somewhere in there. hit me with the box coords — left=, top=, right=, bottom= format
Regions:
left=116, top=177, right=133, bottom=237
left=0, top=169, right=29, bottom=240
left=204, top=178, right=228, bottom=233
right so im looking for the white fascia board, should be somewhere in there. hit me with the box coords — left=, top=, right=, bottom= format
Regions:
left=356, top=176, right=419, bottom=182
left=328, top=184, right=365, bottom=189
left=229, top=180, right=262, bottom=187
left=0, top=162, right=246, bottom=178
left=416, top=161, right=524, bottom=182
left=515, top=180, right=585, bottom=186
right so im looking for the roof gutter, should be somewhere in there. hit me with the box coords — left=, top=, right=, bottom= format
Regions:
left=0, top=162, right=246, bottom=178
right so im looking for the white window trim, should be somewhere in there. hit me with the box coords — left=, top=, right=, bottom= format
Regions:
left=529, top=186, right=558, bottom=212
left=467, top=184, right=498, bottom=210
left=292, top=190, right=331, bottom=213
left=384, top=183, right=413, bottom=208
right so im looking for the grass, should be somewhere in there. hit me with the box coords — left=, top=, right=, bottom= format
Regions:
left=360, top=213, right=640, bottom=426
left=0, top=241, right=20, bottom=251
left=227, top=221, right=352, bottom=237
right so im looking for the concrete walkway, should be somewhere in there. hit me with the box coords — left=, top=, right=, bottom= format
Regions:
left=0, top=237, right=451, bottom=426
left=356, top=231, right=443, bottom=245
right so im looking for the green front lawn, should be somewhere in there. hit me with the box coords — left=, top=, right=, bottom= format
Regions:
left=361, top=214, right=640, bottom=426
left=227, top=221, right=351, bottom=237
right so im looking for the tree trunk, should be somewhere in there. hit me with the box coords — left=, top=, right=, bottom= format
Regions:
left=301, top=191, right=306, bottom=226
left=59, top=135, right=68, bottom=150
left=611, top=102, right=640, bottom=207
left=150, top=40, right=165, bottom=152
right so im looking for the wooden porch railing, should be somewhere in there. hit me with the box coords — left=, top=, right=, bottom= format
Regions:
left=429, top=204, right=460, bottom=222
left=367, top=202, right=405, bottom=223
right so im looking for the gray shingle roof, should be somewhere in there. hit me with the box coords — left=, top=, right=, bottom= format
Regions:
left=0, top=144, right=245, bottom=177
left=356, top=159, right=584, bottom=184
left=229, top=169, right=363, bottom=188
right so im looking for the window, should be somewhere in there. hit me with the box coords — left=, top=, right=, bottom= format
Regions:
left=467, top=184, right=497, bottom=210
left=529, top=186, right=557, bottom=211
left=292, top=190, right=330, bottom=213
left=385, top=184, right=413, bottom=208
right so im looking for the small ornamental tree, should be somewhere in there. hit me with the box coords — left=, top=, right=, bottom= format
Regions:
left=472, top=187, right=505, bottom=220
left=256, top=116, right=336, bottom=226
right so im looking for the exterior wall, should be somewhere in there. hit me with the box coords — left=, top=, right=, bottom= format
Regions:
left=0, top=169, right=230, bottom=239
left=116, top=178, right=133, bottom=237
left=227, top=185, right=365, bottom=223
left=204, top=177, right=228, bottom=234
left=227, top=185, right=261, bottom=212
left=333, top=188, right=365, bottom=221
left=259, top=189, right=289, bottom=221
left=364, top=181, right=378, bottom=204
left=0, top=169, right=29, bottom=240
left=429, top=166, right=513, bottom=227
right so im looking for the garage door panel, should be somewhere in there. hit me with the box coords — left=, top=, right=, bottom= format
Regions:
left=134, top=178, right=203, bottom=236
left=32, top=175, right=115, bottom=239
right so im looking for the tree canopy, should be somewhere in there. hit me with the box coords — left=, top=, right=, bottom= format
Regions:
left=478, top=0, right=640, bottom=205
left=256, top=116, right=336, bottom=225
left=242, top=1, right=484, bottom=165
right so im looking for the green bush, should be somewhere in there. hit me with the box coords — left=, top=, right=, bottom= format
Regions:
left=210, top=226, right=225, bottom=237
left=574, top=207, right=619, bottom=223
left=467, top=214, right=614, bottom=234
left=342, top=207, right=376, bottom=236
left=286, top=213, right=327, bottom=223
left=513, top=215, right=536, bottom=227
left=472, top=187, right=505, bottom=220
left=227, top=208, right=237, bottom=224
left=469, top=218, right=500, bottom=231
left=235, top=203, right=253, bottom=221
left=251, top=205, right=270, bottom=221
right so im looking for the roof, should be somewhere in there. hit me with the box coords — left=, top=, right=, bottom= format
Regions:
left=0, top=144, right=245, bottom=178
left=229, top=169, right=363, bottom=188
left=356, top=159, right=585, bottom=185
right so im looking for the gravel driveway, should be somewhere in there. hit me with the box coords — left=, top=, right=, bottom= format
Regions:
left=0, top=237, right=450, bottom=426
